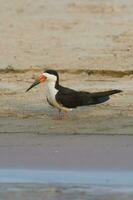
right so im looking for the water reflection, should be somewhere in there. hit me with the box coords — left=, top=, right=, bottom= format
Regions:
left=0, top=170, right=133, bottom=200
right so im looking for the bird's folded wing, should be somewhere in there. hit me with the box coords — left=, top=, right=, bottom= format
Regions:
left=55, top=89, right=80, bottom=108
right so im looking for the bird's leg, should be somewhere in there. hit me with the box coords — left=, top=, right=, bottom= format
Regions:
left=53, top=109, right=69, bottom=120
left=58, top=109, right=62, bottom=119
left=62, top=110, right=69, bottom=119
left=53, top=109, right=62, bottom=120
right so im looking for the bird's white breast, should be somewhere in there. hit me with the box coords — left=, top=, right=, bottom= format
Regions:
left=45, top=81, right=60, bottom=108
left=44, top=80, right=73, bottom=111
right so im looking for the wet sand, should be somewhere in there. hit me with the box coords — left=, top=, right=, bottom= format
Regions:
left=0, top=134, right=133, bottom=170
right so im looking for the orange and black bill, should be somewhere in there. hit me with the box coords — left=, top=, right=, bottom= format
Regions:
left=26, top=75, right=47, bottom=92
left=26, top=79, right=40, bottom=92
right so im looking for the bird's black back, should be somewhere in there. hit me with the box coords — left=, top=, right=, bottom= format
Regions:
left=56, top=88, right=122, bottom=108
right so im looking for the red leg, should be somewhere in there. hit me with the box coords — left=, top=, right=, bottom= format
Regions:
left=62, top=110, right=69, bottom=119
left=52, top=109, right=69, bottom=120
left=52, top=109, right=62, bottom=120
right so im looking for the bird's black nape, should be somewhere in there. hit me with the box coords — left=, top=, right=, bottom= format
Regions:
left=44, top=69, right=59, bottom=86
left=44, top=69, right=58, bottom=76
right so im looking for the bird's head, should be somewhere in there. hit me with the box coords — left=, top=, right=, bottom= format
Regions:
left=26, top=69, right=59, bottom=92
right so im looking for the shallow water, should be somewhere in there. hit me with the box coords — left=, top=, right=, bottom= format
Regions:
left=1, top=170, right=133, bottom=185
left=0, top=170, right=133, bottom=200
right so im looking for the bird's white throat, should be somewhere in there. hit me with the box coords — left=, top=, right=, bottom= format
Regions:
left=44, top=80, right=59, bottom=108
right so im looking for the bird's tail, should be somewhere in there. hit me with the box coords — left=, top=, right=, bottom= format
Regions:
left=87, top=89, right=122, bottom=105
left=78, top=89, right=122, bottom=106
left=91, top=89, right=122, bottom=98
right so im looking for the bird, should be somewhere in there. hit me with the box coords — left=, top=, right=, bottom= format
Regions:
left=26, top=69, right=122, bottom=119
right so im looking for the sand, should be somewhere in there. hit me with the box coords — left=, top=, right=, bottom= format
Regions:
left=0, top=134, right=133, bottom=170
left=0, top=0, right=132, bottom=134
left=0, top=0, right=133, bottom=72
left=0, top=71, right=132, bottom=134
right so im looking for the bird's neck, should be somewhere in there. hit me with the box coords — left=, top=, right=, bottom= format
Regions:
left=45, top=80, right=58, bottom=95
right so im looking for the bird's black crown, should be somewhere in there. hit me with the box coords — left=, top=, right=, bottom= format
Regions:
left=44, top=69, right=59, bottom=84
left=44, top=69, right=58, bottom=77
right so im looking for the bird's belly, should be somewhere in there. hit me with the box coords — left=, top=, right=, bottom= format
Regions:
left=47, top=95, right=58, bottom=108
left=46, top=90, right=59, bottom=107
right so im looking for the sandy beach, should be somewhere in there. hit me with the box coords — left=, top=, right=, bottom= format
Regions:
left=0, top=0, right=132, bottom=134
left=0, top=70, right=132, bottom=134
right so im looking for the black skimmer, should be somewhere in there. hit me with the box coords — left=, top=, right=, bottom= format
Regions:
left=26, top=69, right=122, bottom=119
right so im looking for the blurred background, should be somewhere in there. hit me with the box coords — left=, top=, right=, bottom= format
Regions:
left=0, top=0, right=133, bottom=71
